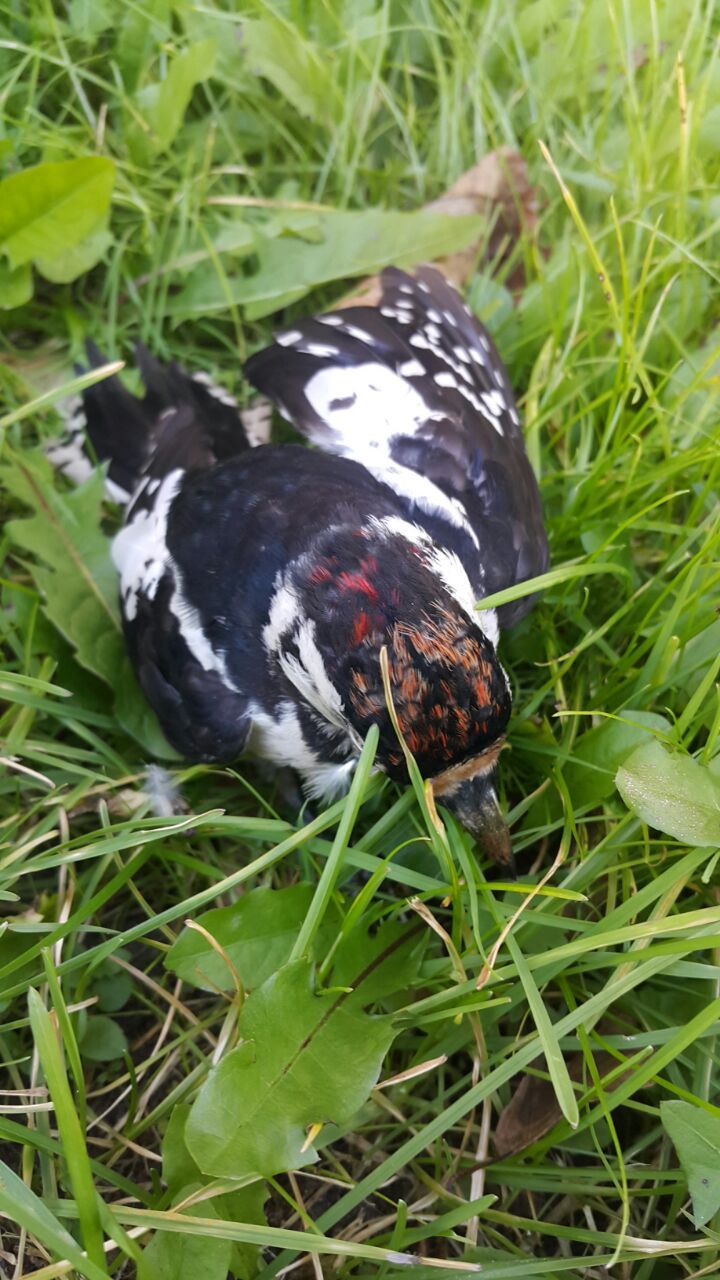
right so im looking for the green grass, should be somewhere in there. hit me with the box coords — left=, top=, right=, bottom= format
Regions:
left=1, top=1, right=720, bottom=1276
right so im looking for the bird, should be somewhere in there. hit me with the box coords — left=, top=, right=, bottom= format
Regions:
left=55, top=265, right=548, bottom=870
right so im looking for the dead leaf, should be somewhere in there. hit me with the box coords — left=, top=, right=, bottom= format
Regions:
left=337, top=146, right=538, bottom=307
left=423, top=146, right=538, bottom=292
left=493, top=1050, right=636, bottom=1158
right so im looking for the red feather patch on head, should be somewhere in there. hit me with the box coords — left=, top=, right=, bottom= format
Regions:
left=351, top=611, right=373, bottom=646
left=309, top=564, right=333, bottom=584
left=337, top=570, right=379, bottom=601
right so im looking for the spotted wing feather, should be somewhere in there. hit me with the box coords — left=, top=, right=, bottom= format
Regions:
left=244, top=266, right=548, bottom=626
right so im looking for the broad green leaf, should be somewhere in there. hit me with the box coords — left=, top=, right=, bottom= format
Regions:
left=467, top=273, right=515, bottom=330
left=616, top=740, right=720, bottom=846
left=35, top=228, right=113, bottom=284
left=0, top=1159, right=110, bottom=1280
left=68, top=0, right=114, bottom=42
left=139, top=1193, right=232, bottom=1280
left=211, top=220, right=257, bottom=256
left=3, top=458, right=120, bottom=680
left=134, top=219, right=256, bottom=291
left=80, top=1014, right=128, bottom=1062
left=221, top=1183, right=269, bottom=1280
left=0, top=158, right=115, bottom=268
left=166, top=884, right=322, bottom=992
left=186, top=958, right=395, bottom=1178
left=162, top=1104, right=203, bottom=1195
left=661, top=1101, right=720, bottom=1226
left=117, top=0, right=171, bottom=91
left=243, top=15, right=341, bottom=123
left=661, top=328, right=720, bottom=444
left=1, top=452, right=172, bottom=756
left=159, top=1106, right=268, bottom=1280
left=147, top=39, right=217, bottom=153
left=260, top=208, right=324, bottom=242
left=33, top=560, right=122, bottom=681
left=172, top=210, right=485, bottom=318
left=94, top=969, right=133, bottom=1013
left=0, top=258, right=32, bottom=309
left=673, top=619, right=720, bottom=716
left=563, top=710, right=671, bottom=808
left=330, top=920, right=426, bottom=1005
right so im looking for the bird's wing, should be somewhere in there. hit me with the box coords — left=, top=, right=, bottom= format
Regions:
left=113, top=452, right=257, bottom=764
left=244, top=266, right=548, bottom=627
left=123, top=568, right=253, bottom=762
left=70, top=346, right=255, bottom=761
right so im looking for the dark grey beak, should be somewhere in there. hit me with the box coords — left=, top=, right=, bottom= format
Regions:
left=440, top=771, right=514, bottom=875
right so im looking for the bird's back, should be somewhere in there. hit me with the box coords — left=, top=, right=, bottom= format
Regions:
left=245, top=265, right=548, bottom=627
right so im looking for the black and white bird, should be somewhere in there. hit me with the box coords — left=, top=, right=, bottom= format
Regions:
left=54, top=266, right=548, bottom=869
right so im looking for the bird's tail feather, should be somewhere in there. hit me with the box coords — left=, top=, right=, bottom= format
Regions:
left=47, top=341, right=249, bottom=504
left=47, top=342, right=153, bottom=503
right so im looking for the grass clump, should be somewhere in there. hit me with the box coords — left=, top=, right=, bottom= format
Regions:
left=1, top=1, right=719, bottom=1277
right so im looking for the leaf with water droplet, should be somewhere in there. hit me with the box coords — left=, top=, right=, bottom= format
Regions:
left=616, top=740, right=720, bottom=846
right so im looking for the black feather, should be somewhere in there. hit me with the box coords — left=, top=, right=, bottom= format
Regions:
left=76, top=341, right=154, bottom=497
left=74, top=342, right=248, bottom=502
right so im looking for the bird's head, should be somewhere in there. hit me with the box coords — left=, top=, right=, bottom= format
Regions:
left=297, top=520, right=514, bottom=868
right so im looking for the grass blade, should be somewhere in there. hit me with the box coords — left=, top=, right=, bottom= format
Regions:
left=54, top=1201, right=484, bottom=1272
left=0, top=362, right=124, bottom=431
left=27, top=988, right=105, bottom=1269
left=290, top=724, right=379, bottom=961
left=0, top=1159, right=110, bottom=1280
left=506, top=933, right=580, bottom=1129
left=474, top=560, right=630, bottom=612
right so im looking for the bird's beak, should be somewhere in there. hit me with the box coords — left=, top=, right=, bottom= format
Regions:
left=436, top=771, right=514, bottom=875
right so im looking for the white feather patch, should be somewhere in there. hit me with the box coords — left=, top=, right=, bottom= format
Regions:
left=264, top=575, right=302, bottom=653
left=476, top=607, right=500, bottom=647
left=112, top=469, right=183, bottom=621
left=248, top=702, right=359, bottom=801
left=425, top=547, right=499, bottom=650
left=372, top=516, right=499, bottom=644
left=370, top=514, right=432, bottom=547
left=240, top=397, right=273, bottom=447
left=279, top=618, right=349, bottom=732
left=191, top=370, right=238, bottom=409
left=45, top=435, right=94, bottom=486
left=302, top=755, right=358, bottom=801
left=303, top=362, right=478, bottom=542
left=168, top=570, right=238, bottom=688
left=248, top=700, right=320, bottom=773
left=144, top=765, right=183, bottom=817
left=424, top=546, right=477, bottom=620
